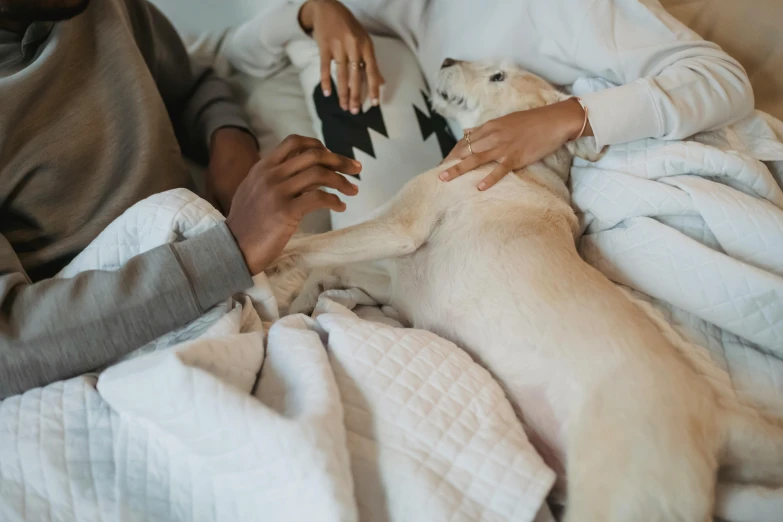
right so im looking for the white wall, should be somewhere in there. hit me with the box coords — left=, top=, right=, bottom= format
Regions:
left=149, top=0, right=281, bottom=34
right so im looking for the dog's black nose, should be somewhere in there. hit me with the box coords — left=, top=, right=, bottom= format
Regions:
left=441, top=58, right=457, bottom=69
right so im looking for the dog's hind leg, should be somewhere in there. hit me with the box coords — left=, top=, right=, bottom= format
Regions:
left=563, top=376, right=718, bottom=522
left=719, top=404, right=783, bottom=486
left=288, top=262, right=392, bottom=315
left=281, top=168, right=444, bottom=268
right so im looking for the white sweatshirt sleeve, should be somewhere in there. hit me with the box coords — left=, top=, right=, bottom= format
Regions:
left=223, top=0, right=413, bottom=79
left=225, top=0, right=753, bottom=148
left=221, top=0, right=308, bottom=79
left=575, top=0, right=754, bottom=148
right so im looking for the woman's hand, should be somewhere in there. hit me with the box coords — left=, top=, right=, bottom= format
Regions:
left=298, top=0, right=384, bottom=114
left=440, top=98, right=591, bottom=190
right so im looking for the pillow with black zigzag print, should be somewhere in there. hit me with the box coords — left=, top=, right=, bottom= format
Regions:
left=287, top=36, right=456, bottom=229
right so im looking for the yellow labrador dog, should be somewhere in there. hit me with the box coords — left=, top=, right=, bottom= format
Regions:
left=270, top=60, right=783, bottom=522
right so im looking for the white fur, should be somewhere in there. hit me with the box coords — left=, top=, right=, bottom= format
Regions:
left=268, top=61, right=783, bottom=522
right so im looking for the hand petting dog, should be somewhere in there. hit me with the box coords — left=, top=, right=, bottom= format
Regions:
left=441, top=97, right=591, bottom=190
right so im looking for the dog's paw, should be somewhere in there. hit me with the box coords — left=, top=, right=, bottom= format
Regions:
left=265, top=253, right=310, bottom=314
left=285, top=269, right=339, bottom=316
left=288, top=291, right=320, bottom=316
left=266, top=251, right=303, bottom=275
left=288, top=280, right=328, bottom=316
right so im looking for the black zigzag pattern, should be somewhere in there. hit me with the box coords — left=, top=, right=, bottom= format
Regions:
left=313, top=79, right=388, bottom=179
left=414, top=91, right=458, bottom=158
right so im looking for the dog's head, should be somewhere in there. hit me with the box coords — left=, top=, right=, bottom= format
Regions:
left=432, top=58, right=602, bottom=162
left=432, top=58, right=567, bottom=129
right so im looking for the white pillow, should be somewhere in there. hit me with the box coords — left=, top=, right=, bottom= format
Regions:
left=286, top=36, right=457, bottom=229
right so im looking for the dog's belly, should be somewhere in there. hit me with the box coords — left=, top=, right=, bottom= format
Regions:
left=395, top=260, right=573, bottom=474
left=381, top=173, right=695, bottom=484
left=388, top=224, right=587, bottom=475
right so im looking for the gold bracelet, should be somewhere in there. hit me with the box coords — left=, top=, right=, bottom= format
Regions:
left=571, top=97, right=589, bottom=141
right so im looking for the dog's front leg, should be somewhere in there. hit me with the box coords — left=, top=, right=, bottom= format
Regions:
left=283, top=171, right=442, bottom=268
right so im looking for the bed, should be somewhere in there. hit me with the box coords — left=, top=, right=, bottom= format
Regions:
left=1, top=1, right=782, bottom=521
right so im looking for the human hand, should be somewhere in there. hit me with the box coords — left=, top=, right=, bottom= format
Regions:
left=440, top=98, right=590, bottom=190
left=298, top=0, right=385, bottom=114
left=225, top=135, right=361, bottom=274
left=206, top=127, right=260, bottom=214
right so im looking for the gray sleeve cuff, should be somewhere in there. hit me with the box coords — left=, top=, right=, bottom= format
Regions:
left=170, top=222, right=253, bottom=312
left=182, top=64, right=257, bottom=160
left=202, top=104, right=259, bottom=155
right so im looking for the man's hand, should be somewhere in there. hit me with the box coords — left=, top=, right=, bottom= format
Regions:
left=298, top=0, right=384, bottom=114
left=225, top=135, right=361, bottom=274
left=206, top=127, right=260, bottom=214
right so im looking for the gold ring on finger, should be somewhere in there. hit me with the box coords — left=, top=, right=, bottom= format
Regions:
left=465, top=131, right=474, bottom=155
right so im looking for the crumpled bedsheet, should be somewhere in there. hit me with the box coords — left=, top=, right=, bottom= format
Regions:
left=0, top=189, right=554, bottom=522
left=5, top=77, right=783, bottom=522
left=571, top=78, right=783, bottom=522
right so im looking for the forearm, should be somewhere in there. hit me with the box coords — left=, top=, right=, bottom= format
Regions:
left=0, top=224, right=252, bottom=399
left=580, top=53, right=753, bottom=147
left=223, top=0, right=395, bottom=78
left=575, top=0, right=754, bottom=148
left=207, top=127, right=261, bottom=214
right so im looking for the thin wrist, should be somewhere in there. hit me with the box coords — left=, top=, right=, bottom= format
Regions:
left=298, top=1, right=315, bottom=33
left=225, top=216, right=266, bottom=275
left=563, top=98, right=592, bottom=140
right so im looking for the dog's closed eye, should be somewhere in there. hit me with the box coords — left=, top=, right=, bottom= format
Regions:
left=489, top=72, right=505, bottom=82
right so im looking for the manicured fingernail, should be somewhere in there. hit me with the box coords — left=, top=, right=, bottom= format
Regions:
left=323, top=89, right=331, bottom=96
left=341, top=104, right=348, bottom=111
left=352, top=160, right=361, bottom=168
left=478, top=182, right=486, bottom=191
left=350, top=107, right=359, bottom=115
left=372, top=98, right=379, bottom=106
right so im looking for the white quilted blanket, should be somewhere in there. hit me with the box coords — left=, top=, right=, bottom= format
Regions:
left=4, top=96, right=783, bottom=522
left=0, top=190, right=554, bottom=522
left=570, top=80, right=783, bottom=522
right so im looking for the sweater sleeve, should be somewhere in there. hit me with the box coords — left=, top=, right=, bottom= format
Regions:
left=0, top=224, right=252, bottom=399
left=222, top=0, right=403, bottom=79
left=127, top=0, right=256, bottom=163
left=574, top=0, right=754, bottom=148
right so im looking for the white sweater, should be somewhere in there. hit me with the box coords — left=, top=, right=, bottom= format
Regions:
left=224, top=0, right=754, bottom=148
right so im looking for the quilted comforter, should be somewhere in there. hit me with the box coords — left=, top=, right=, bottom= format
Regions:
left=3, top=97, right=783, bottom=522
left=0, top=190, right=555, bottom=522
left=570, top=79, right=783, bottom=522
